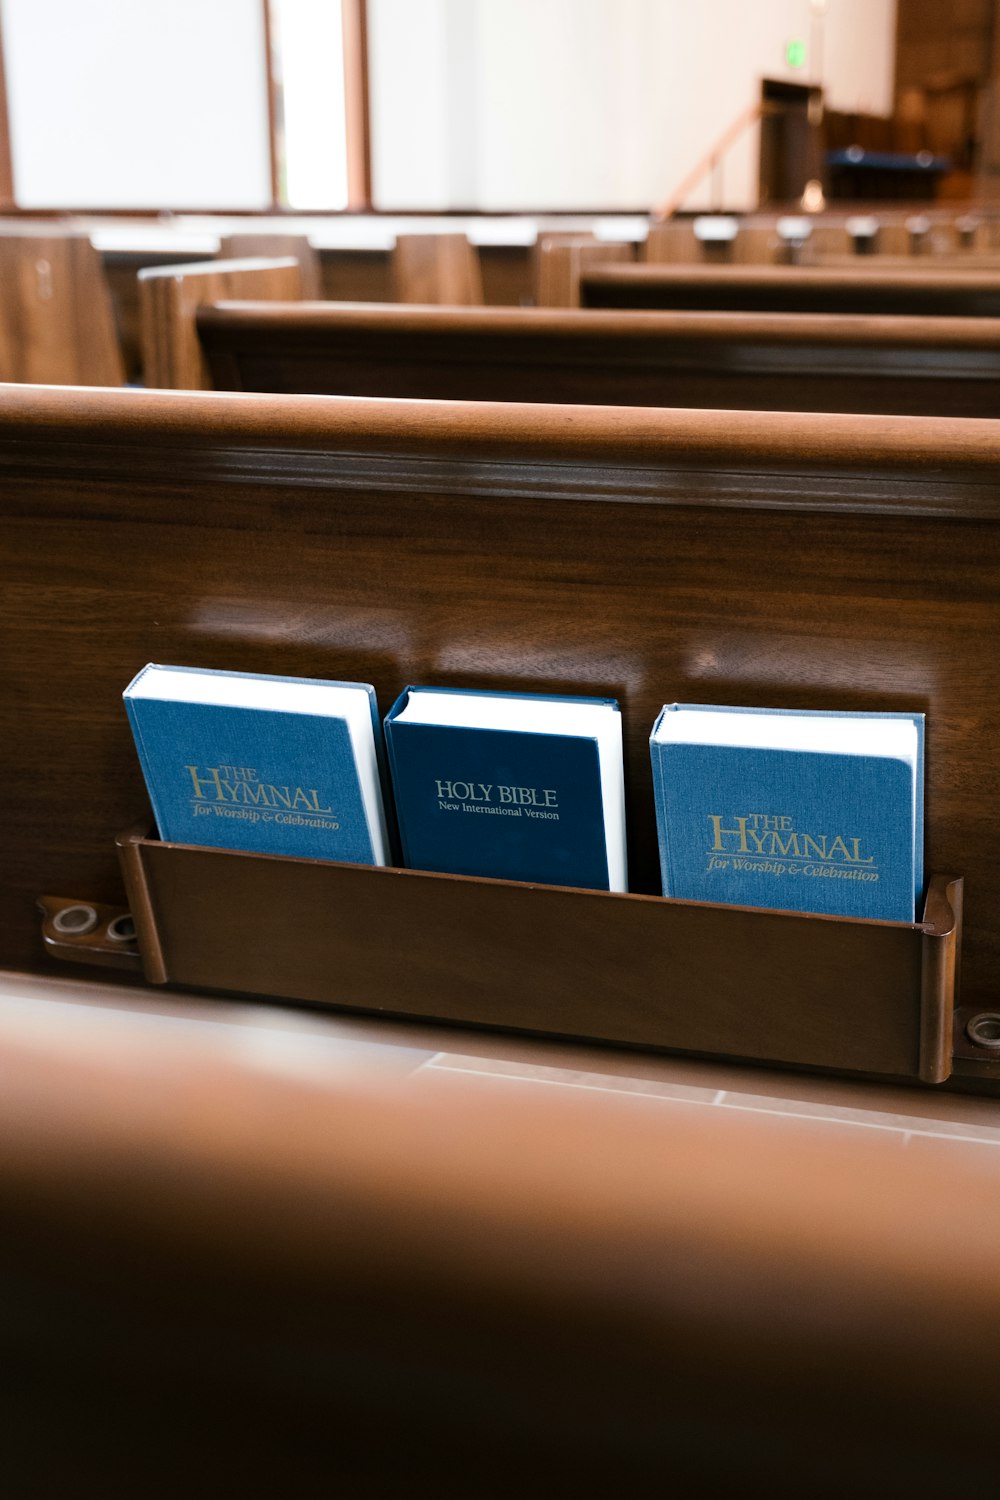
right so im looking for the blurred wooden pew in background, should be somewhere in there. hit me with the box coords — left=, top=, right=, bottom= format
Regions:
left=0, top=228, right=123, bottom=385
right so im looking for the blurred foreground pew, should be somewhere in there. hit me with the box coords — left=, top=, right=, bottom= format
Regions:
left=3, top=989, right=1000, bottom=1493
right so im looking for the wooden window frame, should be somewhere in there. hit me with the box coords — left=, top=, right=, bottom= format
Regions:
left=0, top=16, right=15, bottom=210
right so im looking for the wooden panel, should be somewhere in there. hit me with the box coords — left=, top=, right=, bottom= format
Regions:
left=731, top=224, right=781, bottom=263
left=476, top=243, right=534, bottom=305
left=391, top=233, right=484, bottom=304
left=118, top=833, right=959, bottom=1082
left=0, top=234, right=123, bottom=385
left=580, top=263, right=1000, bottom=314
left=317, top=247, right=394, bottom=301
left=101, top=247, right=217, bottom=383
left=1, top=386, right=999, bottom=1091
left=139, top=257, right=303, bottom=389
left=197, top=302, right=1000, bottom=419
left=535, top=236, right=632, bottom=307
left=643, top=221, right=700, bottom=263
left=220, top=234, right=322, bottom=298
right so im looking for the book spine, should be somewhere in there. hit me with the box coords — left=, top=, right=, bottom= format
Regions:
left=651, top=743, right=674, bottom=896
left=382, top=720, right=414, bottom=870
left=123, top=696, right=172, bottom=844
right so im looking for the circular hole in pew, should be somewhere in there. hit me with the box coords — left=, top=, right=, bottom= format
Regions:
left=965, top=1013, right=1000, bottom=1050
left=106, top=913, right=137, bottom=944
left=52, top=904, right=98, bottom=936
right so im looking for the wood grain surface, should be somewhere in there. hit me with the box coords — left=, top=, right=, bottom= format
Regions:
left=139, top=257, right=303, bottom=388
left=195, top=300, right=1000, bottom=417
left=0, top=234, right=124, bottom=385
left=580, top=262, right=1000, bottom=315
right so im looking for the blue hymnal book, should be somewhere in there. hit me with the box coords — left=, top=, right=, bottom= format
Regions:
left=650, top=704, right=924, bottom=921
left=124, top=664, right=390, bottom=865
left=384, top=686, right=627, bottom=891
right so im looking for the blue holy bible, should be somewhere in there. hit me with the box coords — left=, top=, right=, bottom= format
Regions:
left=384, top=686, right=627, bottom=891
left=124, top=664, right=390, bottom=865
left=650, top=704, right=924, bottom=921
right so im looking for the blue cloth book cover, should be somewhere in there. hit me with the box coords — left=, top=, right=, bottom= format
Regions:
left=124, top=664, right=390, bottom=865
left=384, top=686, right=627, bottom=891
left=650, top=704, right=924, bottom=921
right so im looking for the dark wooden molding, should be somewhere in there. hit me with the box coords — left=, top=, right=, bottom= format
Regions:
left=342, top=0, right=372, bottom=210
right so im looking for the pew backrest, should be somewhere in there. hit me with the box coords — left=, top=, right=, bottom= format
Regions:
left=141, top=284, right=1000, bottom=419
left=1, top=382, right=998, bottom=1095
left=219, top=233, right=323, bottom=298
left=578, top=262, right=1000, bottom=315
left=139, top=257, right=304, bottom=388
left=391, top=232, right=484, bottom=304
left=0, top=231, right=123, bottom=385
left=535, top=234, right=632, bottom=306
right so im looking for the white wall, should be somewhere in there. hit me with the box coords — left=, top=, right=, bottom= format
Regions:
left=369, top=0, right=898, bottom=211
left=367, top=0, right=454, bottom=210
left=1, top=0, right=272, bottom=210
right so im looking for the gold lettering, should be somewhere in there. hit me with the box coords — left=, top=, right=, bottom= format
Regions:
left=708, top=815, right=749, bottom=852
left=186, top=765, right=226, bottom=801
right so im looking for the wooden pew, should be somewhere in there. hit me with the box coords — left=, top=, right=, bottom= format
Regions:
left=4, top=989, right=1000, bottom=1493
left=0, top=231, right=123, bottom=385
left=535, top=235, right=634, bottom=306
left=391, top=231, right=484, bottom=304
left=310, top=230, right=487, bottom=305
left=91, top=232, right=219, bottom=382
left=219, top=232, right=323, bottom=298
left=577, top=263, right=1000, bottom=315
left=0, top=383, right=994, bottom=1094
left=140, top=257, right=303, bottom=389
left=141, top=275, right=1000, bottom=419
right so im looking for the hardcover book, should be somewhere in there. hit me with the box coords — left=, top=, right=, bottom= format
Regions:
left=650, top=704, right=924, bottom=921
left=124, top=664, right=390, bottom=866
left=384, top=686, right=627, bottom=891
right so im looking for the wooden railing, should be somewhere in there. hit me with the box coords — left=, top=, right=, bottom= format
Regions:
left=652, top=100, right=776, bottom=221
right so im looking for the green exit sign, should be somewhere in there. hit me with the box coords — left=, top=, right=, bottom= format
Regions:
left=786, top=39, right=807, bottom=67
